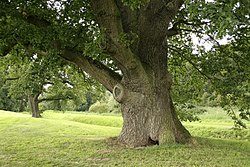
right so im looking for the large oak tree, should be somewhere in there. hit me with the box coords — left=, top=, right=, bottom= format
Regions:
left=0, top=0, right=249, bottom=147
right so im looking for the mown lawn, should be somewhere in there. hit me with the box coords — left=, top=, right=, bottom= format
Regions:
left=0, top=110, right=249, bottom=167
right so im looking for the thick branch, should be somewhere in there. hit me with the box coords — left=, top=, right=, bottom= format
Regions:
left=61, top=48, right=122, bottom=92
left=3, top=77, right=19, bottom=84
left=115, top=0, right=139, bottom=33
left=38, top=96, right=73, bottom=103
left=91, top=0, right=123, bottom=38
left=26, top=15, right=51, bottom=27
left=14, top=13, right=122, bottom=91
left=139, top=0, right=184, bottom=38
left=136, top=0, right=185, bottom=69
left=90, top=0, right=125, bottom=60
left=167, top=19, right=210, bottom=37
left=90, top=0, right=145, bottom=77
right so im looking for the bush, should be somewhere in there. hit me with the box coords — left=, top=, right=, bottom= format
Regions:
left=88, top=101, right=110, bottom=113
left=107, top=96, right=121, bottom=113
left=88, top=91, right=121, bottom=114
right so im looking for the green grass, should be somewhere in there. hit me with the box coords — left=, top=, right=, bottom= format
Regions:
left=198, top=106, right=232, bottom=122
left=0, top=110, right=250, bottom=167
left=42, top=110, right=123, bottom=128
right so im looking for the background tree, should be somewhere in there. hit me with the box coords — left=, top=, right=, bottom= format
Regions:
left=0, top=50, right=28, bottom=112
left=0, top=49, right=94, bottom=117
left=0, top=0, right=249, bottom=146
left=40, top=68, right=104, bottom=112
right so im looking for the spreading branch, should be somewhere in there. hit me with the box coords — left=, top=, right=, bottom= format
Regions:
left=3, top=11, right=123, bottom=91
left=38, top=96, right=74, bottom=103
left=61, top=48, right=122, bottom=92
left=167, top=19, right=211, bottom=37
left=180, top=28, right=221, bottom=46
left=3, top=77, right=19, bottom=84
left=26, top=15, right=51, bottom=27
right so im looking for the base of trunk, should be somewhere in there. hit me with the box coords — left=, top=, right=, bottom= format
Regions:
left=117, top=105, right=193, bottom=147
left=116, top=88, right=193, bottom=147
left=118, top=126, right=193, bottom=147
left=29, top=95, right=41, bottom=118
left=31, top=112, right=42, bottom=118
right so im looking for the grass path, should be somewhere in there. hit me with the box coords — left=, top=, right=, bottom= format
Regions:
left=0, top=110, right=250, bottom=167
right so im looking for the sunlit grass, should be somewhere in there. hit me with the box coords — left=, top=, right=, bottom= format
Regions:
left=0, top=110, right=250, bottom=167
left=42, top=110, right=123, bottom=128
left=198, top=106, right=232, bottom=122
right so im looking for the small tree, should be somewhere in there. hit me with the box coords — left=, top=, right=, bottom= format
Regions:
left=0, top=51, right=90, bottom=117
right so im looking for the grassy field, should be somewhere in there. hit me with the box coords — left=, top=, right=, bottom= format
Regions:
left=0, top=109, right=249, bottom=167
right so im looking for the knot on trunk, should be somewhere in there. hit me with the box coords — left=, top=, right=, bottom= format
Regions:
left=113, top=83, right=124, bottom=103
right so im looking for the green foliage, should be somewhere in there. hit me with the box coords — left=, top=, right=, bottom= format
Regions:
left=106, top=95, right=121, bottom=113
left=1, top=52, right=65, bottom=98
left=181, top=0, right=250, bottom=39
left=0, top=54, right=28, bottom=111
left=0, top=87, right=12, bottom=110
left=170, top=62, right=207, bottom=104
left=88, top=92, right=121, bottom=114
left=118, top=32, right=139, bottom=48
left=224, top=106, right=249, bottom=129
left=175, top=103, right=207, bottom=122
left=0, top=49, right=100, bottom=113
left=0, top=86, right=26, bottom=112
left=168, top=0, right=250, bottom=127
left=170, top=61, right=209, bottom=122
left=75, top=92, right=97, bottom=111
left=200, top=92, right=222, bottom=107
left=89, top=101, right=110, bottom=113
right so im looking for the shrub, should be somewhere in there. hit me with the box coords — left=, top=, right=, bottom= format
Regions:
left=107, top=96, right=121, bottom=113
left=88, top=91, right=121, bottom=114
left=88, top=101, right=110, bottom=113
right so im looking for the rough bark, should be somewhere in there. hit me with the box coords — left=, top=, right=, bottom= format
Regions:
left=113, top=63, right=192, bottom=147
left=29, top=94, right=41, bottom=118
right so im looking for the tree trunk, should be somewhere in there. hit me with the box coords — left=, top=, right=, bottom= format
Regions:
left=113, top=74, right=192, bottom=147
left=29, top=94, right=41, bottom=118
left=112, top=38, right=192, bottom=147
